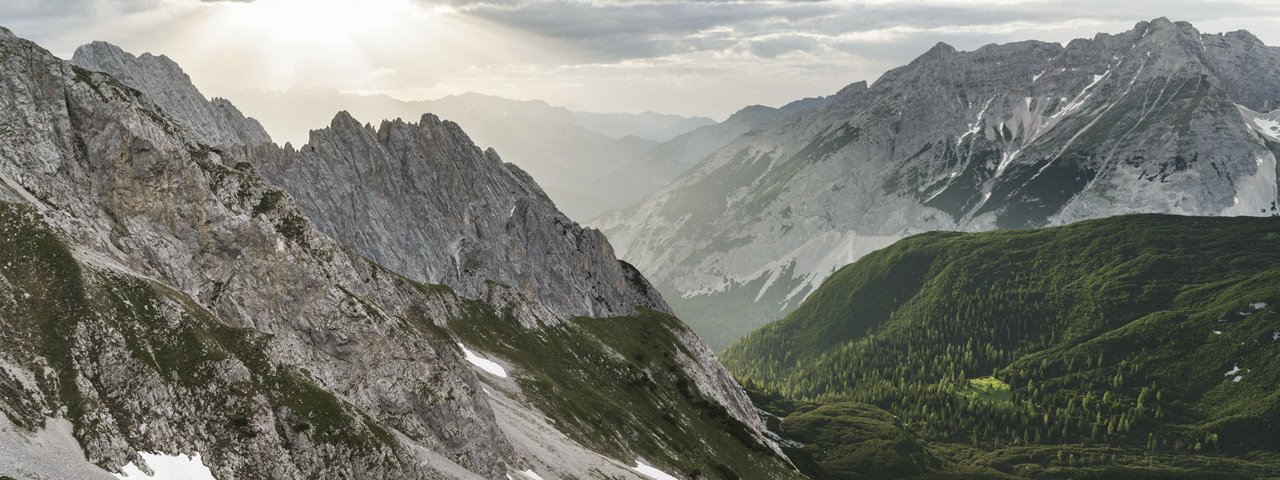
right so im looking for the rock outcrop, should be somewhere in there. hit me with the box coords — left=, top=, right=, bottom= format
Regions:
left=71, top=41, right=272, bottom=150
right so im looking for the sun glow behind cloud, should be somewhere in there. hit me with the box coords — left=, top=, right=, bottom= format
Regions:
left=13, top=0, right=576, bottom=101
left=223, top=0, right=443, bottom=39
left=4, top=0, right=1280, bottom=121
left=207, top=0, right=451, bottom=91
left=152, top=0, right=573, bottom=95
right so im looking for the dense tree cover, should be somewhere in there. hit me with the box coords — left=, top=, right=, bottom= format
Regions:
left=723, top=215, right=1280, bottom=478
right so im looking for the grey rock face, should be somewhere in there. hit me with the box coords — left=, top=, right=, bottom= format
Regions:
left=0, top=26, right=511, bottom=478
left=602, top=18, right=1280, bottom=348
left=71, top=41, right=272, bottom=150
left=0, top=28, right=789, bottom=479
left=253, top=111, right=669, bottom=324
left=1, top=27, right=529, bottom=480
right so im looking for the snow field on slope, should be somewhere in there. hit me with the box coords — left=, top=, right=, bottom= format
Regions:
left=115, top=452, right=215, bottom=480
left=632, top=461, right=680, bottom=480
left=459, top=343, right=508, bottom=378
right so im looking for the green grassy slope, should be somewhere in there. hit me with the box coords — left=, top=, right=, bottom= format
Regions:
left=446, top=300, right=803, bottom=480
left=722, top=214, right=1280, bottom=479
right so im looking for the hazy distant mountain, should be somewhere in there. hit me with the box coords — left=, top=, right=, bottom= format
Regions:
left=571, top=110, right=715, bottom=142
left=601, top=18, right=1280, bottom=349
left=200, top=85, right=830, bottom=221
left=583, top=97, right=833, bottom=218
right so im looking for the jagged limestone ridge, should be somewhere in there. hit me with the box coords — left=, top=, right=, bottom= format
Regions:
left=0, top=27, right=798, bottom=479
left=255, top=110, right=670, bottom=325
left=71, top=41, right=272, bottom=151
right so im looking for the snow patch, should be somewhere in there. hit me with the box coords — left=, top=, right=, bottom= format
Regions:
left=1130, top=58, right=1146, bottom=86
left=459, top=343, right=508, bottom=378
left=1233, top=375, right=1243, bottom=383
left=1237, top=104, right=1280, bottom=142
left=1253, top=117, right=1280, bottom=141
left=958, top=96, right=996, bottom=145
left=922, top=182, right=950, bottom=204
left=116, top=452, right=215, bottom=480
left=996, top=149, right=1022, bottom=177
left=632, top=461, right=679, bottom=480
left=1221, top=155, right=1278, bottom=217
left=1213, top=330, right=1223, bottom=335
left=1272, top=331, right=1279, bottom=341
left=754, top=264, right=787, bottom=303
left=1053, top=70, right=1108, bottom=119
left=1225, top=365, right=1241, bottom=376
left=520, top=469, right=545, bottom=480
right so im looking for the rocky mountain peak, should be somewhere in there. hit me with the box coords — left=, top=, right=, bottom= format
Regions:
left=264, top=109, right=671, bottom=324
left=724, top=104, right=784, bottom=125
left=833, top=80, right=869, bottom=98
left=602, top=19, right=1280, bottom=349
left=1, top=28, right=794, bottom=479
left=926, top=41, right=957, bottom=56
left=71, top=41, right=272, bottom=149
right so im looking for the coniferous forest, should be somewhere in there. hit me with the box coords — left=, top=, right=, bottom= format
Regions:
left=723, top=215, right=1280, bottom=479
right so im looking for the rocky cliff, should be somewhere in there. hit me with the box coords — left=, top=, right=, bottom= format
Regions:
left=71, top=41, right=272, bottom=150
left=601, top=18, right=1280, bottom=349
left=255, top=111, right=669, bottom=324
left=0, top=28, right=797, bottom=479
left=1, top=27, right=510, bottom=479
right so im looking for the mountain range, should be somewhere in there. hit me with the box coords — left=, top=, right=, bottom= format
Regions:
left=201, top=85, right=764, bottom=221
left=0, top=27, right=798, bottom=479
left=600, top=18, right=1280, bottom=350
left=3, top=14, right=1280, bottom=480
left=201, top=79, right=828, bottom=223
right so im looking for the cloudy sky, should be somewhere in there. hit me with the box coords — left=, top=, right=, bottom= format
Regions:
left=2, top=0, right=1279, bottom=120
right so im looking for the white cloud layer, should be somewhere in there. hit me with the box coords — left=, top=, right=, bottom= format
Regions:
left=3, top=0, right=1279, bottom=118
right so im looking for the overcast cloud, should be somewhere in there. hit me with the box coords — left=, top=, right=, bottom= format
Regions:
left=3, top=0, right=1278, bottom=120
